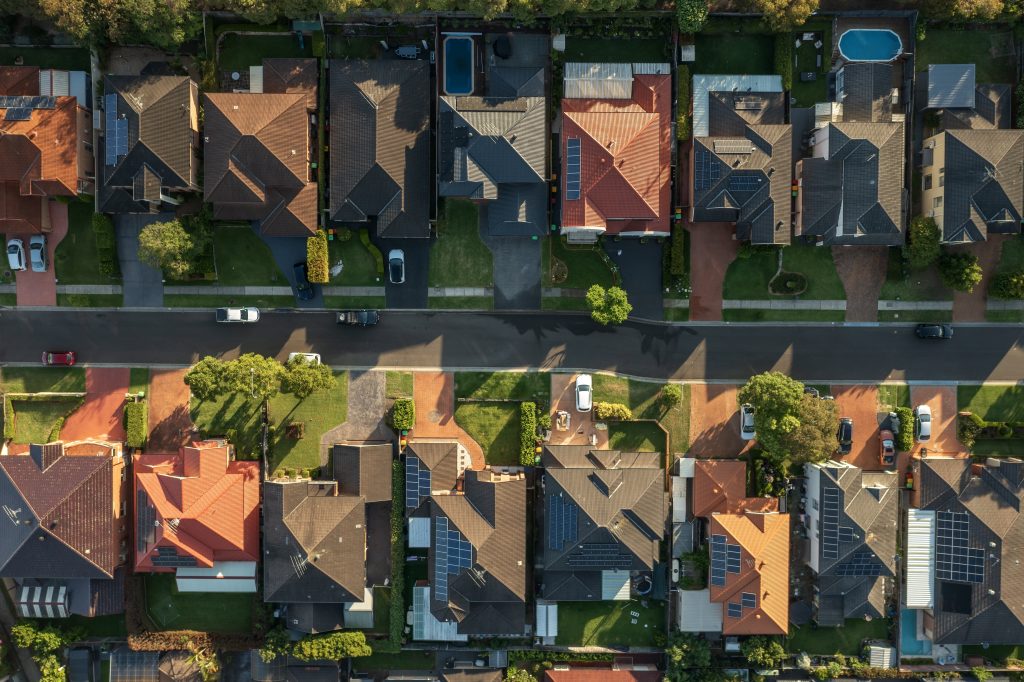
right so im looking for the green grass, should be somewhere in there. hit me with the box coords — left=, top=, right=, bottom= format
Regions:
left=57, top=294, right=124, bottom=307
left=42, top=614, right=126, bottom=638
left=0, top=47, right=90, bottom=70
left=987, top=310, right=1024, bottom=323
left=973, top=440, right=1024, bottom=457
left=693, top=31, right=773, bottom=76
left=877, top=310, right=952, bottom=322
left=608, top=421, right=666, bottom=452
left=556, top=599, right=665, bottom=647
left=327, top=36, right=381, bottom=59
left=453, top=403, right=519, bottom=466
left=786, top=618, right=891, bottom=655
left=130, top=368, right=149, bottom=396
left=455, top=372, right=550, bottom=402
left=385, top=371, right=414, bottom=400
left=10, top=399, right=79, bottom=442
left=994, top=236, right=1024, bottom=285
left=723, top=309, right=846, bottom=322
left=547, top=236, right=614, bottom=290
left=917, top=29, right=1017, bottom=83
left=322, top=295, right=387, bottom=309
left=723, top=245, right=844, bottom=300
left=593, top=375, right=688, bottom=454
left=371, top=585, right=391, bottom=634
left=54, top=203, right=111, bottom=284
left=100, top=660, right=109, bottom=682
left=664, top=307, right=689, bottom=322
left=328, top=232, right=381, bottom=286
left=218, top=33, right=312, bottom=72
left=541, top=296, right=590, bottom=311
left=0, top=293, right=15, bottom=306
left=878, top=249, right=952, bottom=302
left=958, top=385, right=1024, bottom=422
left=213, top=225, right=285, bottom=286
left=1, top=367, right=86, bottom=393
left=962, top=644, right=1022, bottom=664
left=563, top=37, right=670, bottom=63
left=428, top=296, right=493, bottom=310
left=144, top=573, right=253, bottom=633
left=790, top=22, right=831, bottom=107
left=163, top=294, right=297, bottom=308
left=878, top=384, right=909, bottom=411
left=429, top=199, right=493, bottom=287
left=352, top=649, right=434, bottom=671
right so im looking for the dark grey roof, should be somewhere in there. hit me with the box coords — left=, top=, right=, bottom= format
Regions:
left=941, top=84, right=1012, bottom=131
left=839, top=63, right=894, bottom=123
left=250, top=654, right=339, bottom=682
left=332, top=443, right=392, bottom=503
left=489, top=67, right=545, bottom=98
left=918, top=457, right=1024, bottom=645
left=927, top=64, right=976, bottom=109
left=406, top=440, right=462, bottom=511
left=281, top=602, right=345, bottom=634
left=328, top=60, right=430, bottom=238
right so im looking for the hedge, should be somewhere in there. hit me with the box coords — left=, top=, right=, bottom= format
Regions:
left=959, top=412, right=1024, bottom=449
left=360, top=229, right=385, bottom=277
left=128, top=631, right=259, bottom=652
left=670, top=224, right=686, bottom=276
left=311, top=31, right=325, bottom=58
left=47, top=417, right=65, bottom=443
left=3, top=398, right=14, bottom=440
left=520, top=402, right=537, bottom=465
left=774, top=33, right=793, bottom=92
left=306, top=230, right=329, bottom=284
left=895, top=407, right=914, bottom=452
left=990, top=270, right=1024, bottom=299
left=676, top=65, right=691, bottom=142
left=93, top=213, right=119, bottom=277
left=390, top=398, right=415, bottom=431
left=125, top=401, right=148, bottom=448
left=594, top=402, right=633, bottom=421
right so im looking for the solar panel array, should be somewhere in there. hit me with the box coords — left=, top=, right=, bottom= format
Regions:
left=694, top=146, right=721, bottom=192
left=150, top=545, right=197, bottom=568
left=405, top=455, right=431, bottom=508
left=4, top=108, right=31, bottom=121
left=0, top=95, right=56, bottom=109
left=727, top=174, right=763, bottom=193
left=727, top=602, right=742, bottom=618
left=434, top=516, right=472, bottom=603
left=821, top=487, right=840, bottom=560
left=710, top=534, right=741, bottom=586
left=105, top=94, right=118, bottom=166
left=548, top=493, right=579, bottom=551
left=936, top=511, right=984, bottom=584
left=136, top=490, right=155, bottom=555
left=835, top=550, right=884, bottom=577
left=713, top=139, right=753, bottom=155
left=741, top=592, right=757, bottom=608
left=110, top=649, right=160, bottom=682
left=565, top=543, right=633, bottom=569
left=565, top=137, right=581, bottom=200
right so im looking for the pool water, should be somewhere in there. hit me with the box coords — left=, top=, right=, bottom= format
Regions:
left=443, top=36, right=474, bottom=96
left=900, top=608, right=932, bottom=656
left=838, top=29, right=903, bottom=63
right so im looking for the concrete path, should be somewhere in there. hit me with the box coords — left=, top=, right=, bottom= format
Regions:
left=482, top=234, right=541, bottom=310
left=115, top=214, right=167, bottom=307
left=603, top=239, right=663, bottom=320
left=688, top=223, right=738, bottom=321
left=952, top=235, right=1009, bottom=322
left=147, top=368, right=195, bottom=451
left=61, top=367, right=130, bottom=442
left=412, top=372, right=484, bottom=469
left=722, top=299, right=846, bottom=310
left=14, top=201, right=67, bottom=306
left=320, top=370, right=393, bottom=467
left=833, top=246, right=888, bottom=322
left=257, top=227, right=323, bottom=309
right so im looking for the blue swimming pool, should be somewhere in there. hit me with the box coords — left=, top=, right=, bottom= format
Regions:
left=838, top=28, right=903, bottom=63
left=899, top=608, right=932, bottom=656
left=443, top=36, right=474, bottom=96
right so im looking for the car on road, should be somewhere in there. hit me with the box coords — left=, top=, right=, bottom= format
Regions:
left=879, top=429, right=896, bottom=467
left=337, top=310, right=381, bottom=327
left=293, top=262, right=314, bottom=301
left=287, top=352, right=321, bottom=365
left=215, top=307, right=260, bottom=323
left=42, top=351, right=76, bottom=366
left=740, top=403, right=756, bottom=440
left=29, top=234, right=47, bottom=272
left=837, top=417, right=853, bottom=455
left=575, top=374, right=592, bottom=412
left=6, top=238, right=25, bottom=271
left=914, top=404, right=932, bottom=442
left=916, top=323, right=953, bottom=340
left=388, top=249, right=405, bottom=284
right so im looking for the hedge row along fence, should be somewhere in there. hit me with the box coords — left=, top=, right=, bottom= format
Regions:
left=94, top=213, right=120, bottom=278
left=958, top=412, right=1024, bottom=450
left=125, top=401, right=148, bottom=449
left=895, top=407, right=914, bottom=452
left=306, top=230, right=329, bottom=284
left=520, top=401, right=537, bottom=465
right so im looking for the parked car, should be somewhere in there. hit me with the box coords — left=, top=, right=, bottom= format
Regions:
left=879, top=429, right=896, bottom=467
left=337, top=310, right=381, bottom=326
left=287, top=352, right=321, bottom=365
left=215, top=307, right=259, bottom=323
left=740, top=403, right=756, bottom=441
left=293, top=262, right=314, bottom=301
left=915, top=323, right=953, bottom=340
left=42, top=351, right=76, bottom=366
left=6, top=238, right=25, bottom=271
left=388, top=249, right=405, bottom=284
left=914, top=404, right=932, bottom=442
left=837, top=417, right=853, bottom=455
left=575, top=374, right=592, bottom=412
left=28, top=234, right=47, bottom=272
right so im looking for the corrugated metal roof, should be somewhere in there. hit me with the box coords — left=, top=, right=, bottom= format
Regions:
left=601, top=570, right=630, bottom=600
left=927, top=64, right=975, bottom=109
left=692, top=74, right=784, bottom=137
left=249, top=66, right=263, bottom=93
left=564, top=62, right=633, bottom=100
left=676, top=589, right=724, bottom=632
left=536, top=602, right=558, bottom=637
left=672, top=476, right=687, bottom=523
left=869, top=645, right=896, bottom=669
left=906, top=508, right=935, bottom=609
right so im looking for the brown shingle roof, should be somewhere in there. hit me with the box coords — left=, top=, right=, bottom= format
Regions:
left=262, top=59, right=317, bottom=111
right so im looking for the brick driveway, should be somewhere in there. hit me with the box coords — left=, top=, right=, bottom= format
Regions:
left=548, top=373, right=609, bottom=448
left=688, top=383, right=751, bottom=457
left=909, top=385, right=961, bottom=456
left=831, top=385, right=883, bottom=471
left=413, top=372, right=484, bottom=469
left=688, top=223, right=738, bottom=322
left=832, top=247, right=887, bottom=322
left=147, top=368, right=195, bottom=452
left=61, top=368, right=130, bottom=442
left=951, top=235, right=1009, bottom=322
left=14, top=202, right=67, bottom=307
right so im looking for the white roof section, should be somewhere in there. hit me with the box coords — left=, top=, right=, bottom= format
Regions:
left=536, top=602, right=558, bottom=638
left=927, top=64, right=975, bottom=109
left=409, top=516, right=431, bottom=548
left=343, top=588, right=374, bottom=629
left=676, top=589, right=723, bottom=632
left=601, top=569, right=631, bottom=600
left=906, top=508, right=936, bottom=609
left=672, top=476, right=687, bottom=523
left=565, top=63, right=633, bottom=100
left=176, top=560, right=257, bottom=592
left=249, top=65, right=264, bottom=94
left=676, top=456, right=696, bottom=478
left=692, top=74, right=784, bottom=138
left=679, top=45, right=695, bottom=63
left=412, top=586, right=468, bottom=642
left=869, top=645, right=896, bottom=669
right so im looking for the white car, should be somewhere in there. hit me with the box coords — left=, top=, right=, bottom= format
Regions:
left=915, top=404, right=932, bottom=442
left=287, top=352, right=321, bottom=365
left=575, top=374, right=592, bottom=412
left=215, top=307, right=260, bottom=323
left=6, top=238, right=25, bottom=271
left=388, top=249, right=405, bottom=284
left=740, top=403, right=756, bottom=441
left=28, top=234, right=47, bottom=272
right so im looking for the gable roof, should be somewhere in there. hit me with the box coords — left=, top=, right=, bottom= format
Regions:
left=328, top=59, right=429, bottom=238
left=262, top=59, right=317, bottom=111
left=692, top=460, right=778, bottom=518
left=940, top=84, right=1011, bottom=131
left=332, top=443, right=392, bottom=503
left=405, top=440, right=464, bottom=511
left=839, top=63, right=894, bottom=123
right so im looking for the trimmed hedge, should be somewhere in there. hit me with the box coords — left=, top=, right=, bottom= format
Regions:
left=306, top=230, right=329, bottom=284
left=360, top=229, right=385, bottom=277
left=895, top=407, right=914, bottom=452
left=390, top=398, right=415, bottom=431
left=676, top=65, right=691, bottom=142
left=47, top=417, right=65, bottom=443
left=594, top=402, right=633, bottom=421
left=670, top=224, right=686, bottom=277
left=520, top=401, right=537, bottom=465
left=991, top=270, right=1024, bottom=299
left=93, top=213, right=119, bottom=277
left=774, top=33, right=793, bottom=92
left=388, top=459, right=405, bottom=647
left=959, top=412, right=1024, bottom=448
left=125, top=401, right=148, bottom=448
left=311, top=31, right=325, bottom=58
left=3, top=398, right=14, bottom=440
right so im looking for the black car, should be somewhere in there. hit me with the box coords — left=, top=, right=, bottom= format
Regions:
left=837, top=417, right=853, bottom=455
left=337, top=310, right=381, bottom=326
left=293, top=262, right=315, bottom=301
left=915, top=323, right=953, bottom=340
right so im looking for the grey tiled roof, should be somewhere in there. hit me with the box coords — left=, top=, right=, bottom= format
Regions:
left=941, top=85, right=1011, bottom=131
left=839, top=63, right=893, bottom=123
left=332, top=443, right=392, bottom=504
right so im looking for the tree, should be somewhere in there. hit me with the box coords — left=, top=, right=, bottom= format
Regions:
left=224, top=353, right=285, bottom=402
left=504, top=668, right=533, bottom=682
left=750, top=0, right=819, bottom=31
left=677, top=0, right=708, bottom=33
left=37, top=654, right=65, bottom=682
left=282, top=356, right=337, bottom=398
left=779, top=393, right=839, bottom=464
left=11, top=622, right=66, bottom=654
left=185, top=640, right=220, bottom=682
left=667, top=632, right=712, bottom=670
left=991, top=270, right=1024, bottom=299
left=586, top=285, right=633, bottom=325
left=259, top=626, right=291, bottom=663
left=737, top=372, right=804, bottom=455
left=292, top=631, right=372, bottom=661
left=741, top=636, right=787, bottom=668
left=661, top=383, right=683, bottom=408
left=939, top=252, right=983, bottom=293
left=138, top=219, right=193, bottom=279
left=928, top=0, right=1004, bottom=20
left=906, top=217, right=941, bottom=270
left=184, top=356, right=228, bottom=401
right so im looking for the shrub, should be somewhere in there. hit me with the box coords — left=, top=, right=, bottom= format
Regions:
left=905, top=217, right=941, bottom=270
left=939, top=252, right=983, bottom=293
left=3, top=397, right=14, bottom=440
left=537, top=406, right=552, bottom=431
left=661, top=383, right=683, bottom=408
left=292, top=631, right=371, bottom=661
left=47, top=417, right=65, bottom=443
left=390, top=398, right=415, bottom=431
left=311, top=31, right=325, bottom=57
left=125, top=401, right=148, bottom=448
left=388, top=460, right=406, bottom=647
left=585, top=285, right=632, bottom=325
left=958, top=414, right=981, bottom=449
left=520, top=401, right=537, bottom=465
left=306, top=230, right=329, bottom=284
left=991, top=270, right=1024, bottom=299
left=895, top=407, right=914, bottom=452
left=93, top=213, right=119, bottom=277
left=676, top=65, right=691, bottom=142
left=594, top=402, right=633, bottom=421
left=670, top=224, right=686, bottom=277
left=676, top=0, right=708, bottom=33
left=360, top=229, right=385, bottom=277
left=774, top=33, right=793, bottom=91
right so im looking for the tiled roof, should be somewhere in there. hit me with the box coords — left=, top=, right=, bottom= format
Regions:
left=941, top=84, right=1011, bottom=131
left=406, top=440, right=462, bottom=508
left=332, top=443, right=392, bottom=503
left=544, top=671, right=662, bottom=682
left=839, top=63, right=893, bottom=123
left=692, top=460, right=778, bottom=518
left=262, top=59, right=317, bottom=111
left=561, top=72, right=671, bottom=235
left=0, top=66, right=40, bottom=96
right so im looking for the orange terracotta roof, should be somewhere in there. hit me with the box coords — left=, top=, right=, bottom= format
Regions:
left=693, top=460, right=779, bottom=517
left=709, top=511, right=790, bottom=635
left=0, top=66, right=40, bottom=96
left=134, top=441, right=260, bottom=571
left=561, top=74, right=671, bottom=235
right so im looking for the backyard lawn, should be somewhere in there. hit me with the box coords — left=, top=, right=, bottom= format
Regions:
left=429, top=199, right=493, bottom=287
left=786, top=618, right=891, bottom=655
left=455, top=371, right=550, bottom=402
left=328, top=36, right=381, bottom=59
left=144, top=574, right=253, bottom=633
left=917, top=29, right=1017, bottom=83
left=10, top=399, right=82, bottom=443
left=0, top=367, right=86, bottom=393
left=958, top=385, right=1024, bottom=422
left=385, top=371, right=414, bottom=399
left=723, top=245, right=844, bottom=300
left=790, top=20, right=832, bottom=107
left=213, top=225, right=285, bottom=286
left=563, top=37, right=670, bottom=63
left=693, top=31, right=773, bottom=76
left=0, top=47, right=90, bottom=70
left=556, top=599, right=665, bottom=647
left=546, top=237, right=615, bottom=289
left=593, top=375, right=689, bottom=454
left=329, top=230, right=381, bottom=286
left=453, top=403, right=519, bottom=466
left=54, top=203, right=112, bottom=285
left=217, top=33, right=312, bottom=72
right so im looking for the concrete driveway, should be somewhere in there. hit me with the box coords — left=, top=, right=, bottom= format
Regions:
left=14, top=201, right=67, bottom=307
left=603, top=240, right=663, bottom=320
left=548, top=372, right=608, bottom=447
left=483, top=233, right=540, bottom=310
left=115, top=213, right=168, bottom=307
left=688, top=223, right=738, bottom=322
left=909, top=385, right=961, bottom=456
left=375, top=236, right=429, bottom=309
left=831, top=385, right=884, bottom=471
left=258, top=227, right=324, bottom=309
left=319, top=370, right=393, bottom=466
left=61, top=368, right=130, bottom=442
left=688, top=383, right=751, bottom=457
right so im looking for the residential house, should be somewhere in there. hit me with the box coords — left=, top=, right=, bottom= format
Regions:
left=920, top=64, right=1022, bottom=243
left=406, top=441, right=527, bottom=641
left=110, top=648, right=205, bottom=682
left=329, top=60, right=430, bottom=238
left=0, top=440, right=127, bottom=618
left=795, top=63, right=906, bottom=246
left=134, top=440, right=260, bottom=592
left=252, top=58, right=318, bottom=111
left=560, top=62, right=671, bottom=239
left=100, top=74, right=200, bottom=213
left=249, top=652, right=341, bottom=682
left=690, top=75, right=791, bottom=244
left=539, top=446, right=668, bottom=601
left=264, top=443, right=392, bottom=632
left=544, top=671, right=662, bottom=682
left=803, top=461, right=898, bottom=626
left=906, top=456, right=1024, bottom=645
left=203, top=92, right=316, bottom=236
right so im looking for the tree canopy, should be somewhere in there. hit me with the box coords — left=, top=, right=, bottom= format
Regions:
left=737, top=371, right=804, bottom=455
left=292, top=631, right=372, bottom=661
left=586, top=285, right=633, bottom=325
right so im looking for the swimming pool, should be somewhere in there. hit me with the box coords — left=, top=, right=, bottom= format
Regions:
left=838, top=28, right=903, bottom=63
left=899, top=608, right=932, bottom=656
left=443, top=35, right=474, bottom=96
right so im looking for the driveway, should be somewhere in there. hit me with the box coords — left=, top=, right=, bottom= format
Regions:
left=548, top=372, right=609, bottom=447
left=61, top=368, right=130, bottom=442
left=832, top=247, right=887, bottom=322
left=412, top=372, right=483, bottom=468
left=603, top=239, right=663, bottom=320
left=115, top=213, right=167, bottom=308
left=14, top=201, right=67, bottom=307
left=909, top=385, right=961, bottom=456
left=830, top=385, right=883, bottom=471
left=482, top=232, right=540, bottom=310
left=257, top=227, right=325, bottom=309
left=688, top=383, right=751, bottom=457
left=688, top=223, right=738, bottom=322
left=375, top=237, right=429, bottom=309
left=147, top=368, right=195, bottom=451
left=320, top=370, right=393, bottom=466
left=951, top=235, right=1009, bottom=322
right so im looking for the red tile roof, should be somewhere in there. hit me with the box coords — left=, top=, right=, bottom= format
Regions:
left=544, top=671, right=662, bottom=682
left=693, top=460, right=779, bottom=517
left=0, top=66, right=40, bottom=96
left=134, top=441, right=260, bottom=571
left=561, top=74, right=671, bottom=235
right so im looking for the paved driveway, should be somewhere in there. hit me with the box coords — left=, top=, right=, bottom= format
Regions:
left=951, top=235, right=1009, bottom=322
left=909, top=385, right=961, bottom=456
left=603, top=240, right=663, bottom=320
left=258, top=227, right=325, bottom=309
left=14, top=201, right=67, bottom=306
left=115, top=213, right=168, bottom=307
left=375, top=236, right=429, bottom=309
left=320, top=370, right=393, bottom=465
left=413, top=372, right=483, bottom=468
left=147, top=368, right=195, bottom=451
left=548, top=372, right=608, bottom=447
left=483, top=233, right=540, bottom=310
left=688, top=383, right=751, bottom=457
left=688, top=223, right=738, bottom=322
left=831, top=385, right=883, bottom=471
left=61, top=367, right=130, bottom=441
left=832, top=247, right=887, bottom=322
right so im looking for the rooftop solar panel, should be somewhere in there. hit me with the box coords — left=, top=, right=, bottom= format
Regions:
left=565, top=137, right=581, bottom=201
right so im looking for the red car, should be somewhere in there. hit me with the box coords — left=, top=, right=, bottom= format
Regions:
left=879, top=429, right=896, bottom=467
left=41, top=351, right=76, bottom=366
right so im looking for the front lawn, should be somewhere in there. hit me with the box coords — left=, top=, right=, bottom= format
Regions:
left=385, top=371, right=414, bottom=399
left=57, top=294, right=123, bottom=307
left=217, top=33, right=312, bottom=72
left=130, top=368, right=150, bottom=396
left=541, top=296, right=590, bottom=311
left=0, top=47, right=91, bottom=70
left=878, top=249, right=951, bottom=302
left=213, top=225, right=285, bottom=286
left=563, top=37, right=670, bottom=63
left=455, top=371, right=550, bottom=402
left=9, top=400, right=80, bottom=442
left=593, top=375, right=689, bottom=453
left=329, top=231, right=381, bottom=286
left=164, top=294, right=297, bottom=308
left=993, top=236, right=1024, bottom=286
left=453, top=403, right=519, bottom=466
left=878, top=384, right=909, bottom=411
left=917, top=29, right=1016, bottom=83
left=546, top=237, right=615, bottom=290
left=693, top=30, right=773, bottom=75
left=786, top=618, right=891, bottom=655
left=958, top=385, right=1024, bottom=422
left=144, top=574, right=254, bottom=633
left=608, top=421, right=666, bottom=452
left=54, top=203, right=112, bottom=285
left=0, top=367, right=85, bottom=393
left=429, top=199, right=493, bottom=287
left=556, top=599, right=665, bottom=647
left=723, top=245, right=844, bottom=300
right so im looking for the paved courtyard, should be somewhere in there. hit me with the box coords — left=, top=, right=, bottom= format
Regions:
left=548, top=372, right=609, bottom=448
left=909, top=385, right=961, bottom=456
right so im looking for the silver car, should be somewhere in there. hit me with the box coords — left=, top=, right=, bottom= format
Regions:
left=915, top=404, right=932, bottom=442
left=6, top=238, right=25, bottom=271
left=29, top=234, right=47, bottom=272
left=740, top=403, right=756, bottom=441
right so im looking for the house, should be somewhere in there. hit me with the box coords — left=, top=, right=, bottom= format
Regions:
left=134, top=440, right=260, bottom=592
left=203, top=92, right=316, bottom=236
left=249, top=652, right=341, bottom=682
left=689, top=75, right=791, bottom=244
left=252, top=58, right=318, bottom=111
left=0, top=440, right=127, bottom=618
left=803, top=461, right=898, bottom=626
left=406, top=445, right=527, bottom=641
left=907, top=456, right=1024, bottom=645
left=329, top=60, right=430, bottom=238
left=560, top=62, right=671, bottom=239
left=544, top=671, right=662, bottom=682
left=924, top=64, right=1011, bottom=131
left=795, top=63, right=906, bottom=246
left=0, top=68, right=94, bottom=233
left=539, top=446, right=668, bottom=601
left=100, top=74, right=199, bottom=213
left=263, top=443, right=392, bottom=632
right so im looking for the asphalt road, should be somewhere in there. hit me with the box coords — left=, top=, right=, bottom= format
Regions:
left=2, top=310, right=1022, bottom=382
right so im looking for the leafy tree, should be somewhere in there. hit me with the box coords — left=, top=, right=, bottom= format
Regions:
left=661, top=383, right=683, bottom=408
left=138, top=219, right=194, bottom=279
left=973, top=667, right=994, bottom=682
left=741, top=636, right=787, bottom=668
left=185, top=640, right=220, bottom=682
left=292, top=631, right=372, bottom=661
left=259, top=626, right=291, bottom=663
left=225, top=353, right=285, bottom=402
left=667, top=632, right=712, bottom=670
left=928, top=0, right=1004, bottom=20
left=906, top=217, right=941, bottom=270
left=185, top=356, right=228, bottom=401
left=11, top=622, right=66, bottom=654
left=939, top=252, right=983, bottom=293
left=991, top=271, right=1024, bottom=299
left=282, top=356, right=337, bottom=399
left=504, top=668, right=533, bottom=682
left=737, top=372, right=804, bottom=455
left=750, top=0, right=819, bottom=31
left=779, top=394, right=839, bottom=464
left=586, top=285, right=633, bottom=325
left=677, top=0, right=708, bottom=32
left=37, top=654, right=65, bottom=682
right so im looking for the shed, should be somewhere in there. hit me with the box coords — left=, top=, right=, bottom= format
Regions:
left=175, top=560, right=257, bottom=593
left=536, top=602, right=558, bottom=642
left=868, top=645, right=896, bottom=669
